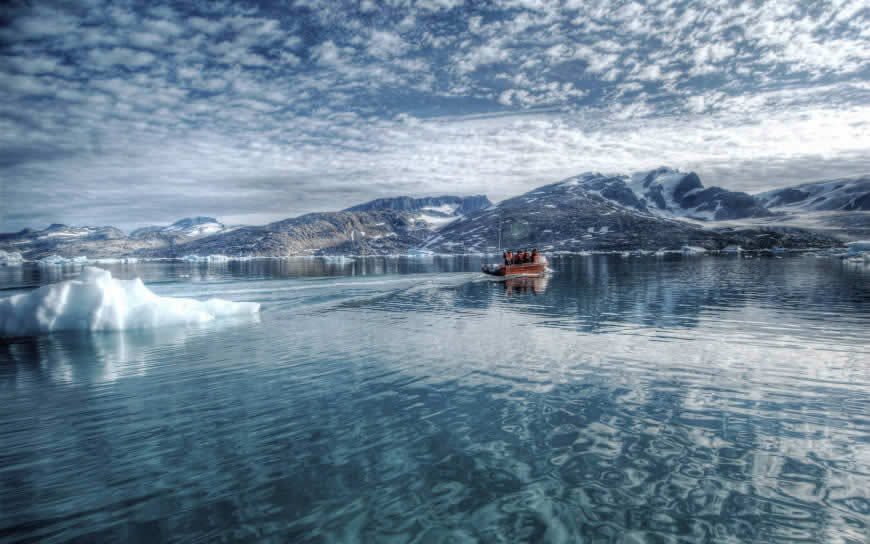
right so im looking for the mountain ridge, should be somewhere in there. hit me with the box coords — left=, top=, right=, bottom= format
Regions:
left=1, top=171, right=857, bottom=260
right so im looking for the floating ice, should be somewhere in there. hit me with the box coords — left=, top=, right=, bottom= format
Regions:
left=38, top=255, right=88, bottom=265
left=0, top=267, right=260, bottom=337
left=93, top=257, right=140, bottom=264
left=681, top=246, right=706, bottom=255
left=321, top=256, right=355, bottom=263
left=0, top=250, right=23, bottom=266
left=407, top=249, right=435, bottom=257
left=181, top=254, right=254, bottom=262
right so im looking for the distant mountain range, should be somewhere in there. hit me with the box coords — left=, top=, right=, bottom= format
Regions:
left=423, top=175, right=837, bottom=254
left=2, top=169, right=866, bottom=260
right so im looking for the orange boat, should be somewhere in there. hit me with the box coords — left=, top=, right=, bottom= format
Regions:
left=482, top=255, right=548, bottom=277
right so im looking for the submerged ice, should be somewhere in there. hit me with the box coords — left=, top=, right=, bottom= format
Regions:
left=0, top=267, right=260, bottom=337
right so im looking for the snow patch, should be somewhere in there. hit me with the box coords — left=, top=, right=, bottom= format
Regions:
left=421, top=204, right=459, bottom=215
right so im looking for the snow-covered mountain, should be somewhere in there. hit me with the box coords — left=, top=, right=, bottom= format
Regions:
left=566, top=168, right=771, bottom=221
left=0, top=179, right=846, bottom=260
left=756, top=175, right=870, bottom=212
left=424, top=175, right=837, bottom=253
left=131, top=216, right=226, bottom=238
left=345, top=195, right=491, bottom=229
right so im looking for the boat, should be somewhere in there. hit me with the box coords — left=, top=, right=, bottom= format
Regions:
left=482, top=255, right=548, bottom=276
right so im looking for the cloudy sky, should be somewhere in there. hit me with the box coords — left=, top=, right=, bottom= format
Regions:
left=1, top=0, right=869, bottom=231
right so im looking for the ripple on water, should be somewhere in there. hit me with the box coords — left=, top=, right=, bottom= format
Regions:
left=0, top=256, right=869, bottom=542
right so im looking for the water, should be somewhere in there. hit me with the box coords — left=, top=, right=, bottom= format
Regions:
left=1, top=255, right=869, bottom=543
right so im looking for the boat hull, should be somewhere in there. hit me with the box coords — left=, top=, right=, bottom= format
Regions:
left=482, top=262, right=547, bottom=277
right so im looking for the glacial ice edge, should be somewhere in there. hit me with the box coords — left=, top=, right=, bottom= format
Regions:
left=0, top=266, right=260, bottom=337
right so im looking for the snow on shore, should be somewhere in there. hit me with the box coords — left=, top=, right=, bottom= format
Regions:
left=0, top=267, right=260, bottom=337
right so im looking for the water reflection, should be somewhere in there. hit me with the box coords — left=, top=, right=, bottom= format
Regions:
left=0, top=256, right=868, bottom=543
left=502, top=274, right=550, bottom=296
left=0, top=317, right=261, bottom=385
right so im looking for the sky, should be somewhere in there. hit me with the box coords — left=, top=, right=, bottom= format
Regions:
left=1, top=0, right=869, bottom=232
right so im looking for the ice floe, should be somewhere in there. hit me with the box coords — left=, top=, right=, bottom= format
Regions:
left=0, top=267, right=260, bottom=337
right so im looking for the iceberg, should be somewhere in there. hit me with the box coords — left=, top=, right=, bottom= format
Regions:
left=0, top=250, right=24, bottom=266
left=0, top=267, right=260, bottom=337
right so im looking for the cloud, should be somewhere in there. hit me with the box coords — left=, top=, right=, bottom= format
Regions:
left=1, top=0, right=869, bottom=231
left=88, top=48, right=157, bottom=69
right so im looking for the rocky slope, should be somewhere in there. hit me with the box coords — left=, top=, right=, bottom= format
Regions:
left=0, top=224, right=154, bottom=260
left=0, top=209, right=447, bottom=259
left=164, top=210, right=431, bottom=257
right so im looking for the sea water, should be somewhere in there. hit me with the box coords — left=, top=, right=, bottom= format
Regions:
left=1, top=255, right=869, bottom=543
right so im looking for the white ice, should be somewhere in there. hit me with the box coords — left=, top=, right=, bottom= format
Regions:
left=38, top=255, right=88, bottom=265
left=181, top=254, right=252, bottom=262
left=0, top=267, right=260, bottom=337
left=0, top=250, right=24, bottom=266
left=681, top=246, right=707, bottom=255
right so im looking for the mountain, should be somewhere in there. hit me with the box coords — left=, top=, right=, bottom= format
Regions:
left=167, top=210, right=432, bottom=257
left=345, top=195, right=490, bottom=214
left=0, top=181, right=844, bottom=261
left=744, top=175, right=870, bottom=240
left=424, top=176, right=838, bottom=253
left=345, top=195, right=491, bottom=229
left=0, top=224, right=147, bottom=260
left=569, top=168, right=771, bottom=221
left=131, top=216, right=227, bottom=238
left=756, top=175, right=870, bottom=212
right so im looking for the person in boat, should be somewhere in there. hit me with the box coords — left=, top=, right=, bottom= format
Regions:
left=524, top=250, right=531, bottom=263
left=532, top=249, right=539, bottom=262
left=503, top=250, right=510, bottom=265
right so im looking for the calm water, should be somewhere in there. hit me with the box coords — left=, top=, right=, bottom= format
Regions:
left=1, top=255, right=869, bottom=543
